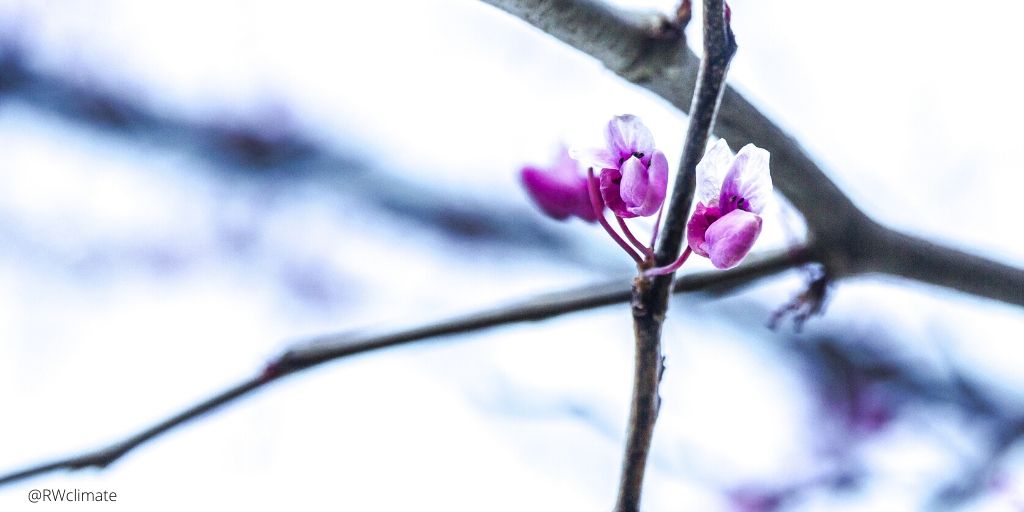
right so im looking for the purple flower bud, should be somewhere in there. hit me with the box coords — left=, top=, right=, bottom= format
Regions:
left=571, top=115, right=668, bottom=218
left=687, top=139, right=772, bottom=269
left=520, top=149, right=598, bottom=223
left=704, top=209, right=763, bottom=269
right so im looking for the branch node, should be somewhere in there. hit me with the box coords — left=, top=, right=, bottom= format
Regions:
left=619, top=13, right=686, bottom=83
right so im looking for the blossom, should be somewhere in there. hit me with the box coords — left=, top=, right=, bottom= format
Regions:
left=571, top=115, right=668, bottom=218
left=520, top=148, right=598, bottom=223
left=521, top=116, right=673, bottom=267
left=686, top=139, right=772, bottom=269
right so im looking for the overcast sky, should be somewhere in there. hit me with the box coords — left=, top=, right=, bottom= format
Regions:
left=2, top=1, right=1023, bottom=510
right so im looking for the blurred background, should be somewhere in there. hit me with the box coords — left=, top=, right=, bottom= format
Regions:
left=1, top=0, right=1024, bottom=510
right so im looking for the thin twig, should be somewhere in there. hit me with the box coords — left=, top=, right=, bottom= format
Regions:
left=0, top=248, right=810, bottom=489
left=614, top=2, right=736, bottom=510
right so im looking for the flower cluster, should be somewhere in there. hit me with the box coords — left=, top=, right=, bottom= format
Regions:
left=520, top=115, right=771, bottom=275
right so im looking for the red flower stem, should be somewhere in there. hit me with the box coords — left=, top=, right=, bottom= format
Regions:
left=587, top=169, right=643, bottom=264
left=617, top=216, right=654, bottom=261
left=643, top=246, right=693, bottom=277
left=648, top=205, right=664, bottom=249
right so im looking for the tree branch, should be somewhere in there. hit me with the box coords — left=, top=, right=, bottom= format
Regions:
left=865, top=228, right=1024, bottom=307
left=0, top=248, right=811, bottom=489
left=477, top=0, right=1024, bottom=306
left=614, top=1, right=735, bottom=509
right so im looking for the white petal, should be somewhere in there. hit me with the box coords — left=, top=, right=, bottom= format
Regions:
left=569, top=146, right=618, bottom=170
left=723, top=143, right=772, bottom=214
left=695, top=138, right=733, bottom=206
left=606, top=115, right=655, bottom=157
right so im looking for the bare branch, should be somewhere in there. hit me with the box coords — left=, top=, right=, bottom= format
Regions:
left=477, top=0, right=1024, bottom=306
left=0, top=248, right=810, bottom=488
left=613, top=1, right=735, bottom=509
left=866, top=228, right=1024, bottom=307
left=476, top=0, right=688, bottom=83
left=0, top=378, right=267, bottom=487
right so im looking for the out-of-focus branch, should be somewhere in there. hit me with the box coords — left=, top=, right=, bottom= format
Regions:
left=477, top=0, right=1024, bottom=306
left=791, top=332, right=1024, bottom=509
left=716, top=327, right=1024, bottom=507
left=614, top=1, right=734, bottom=510
left=0, top=248, right=811, bottom=489
left=0, top=42, right=576, bottom=257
